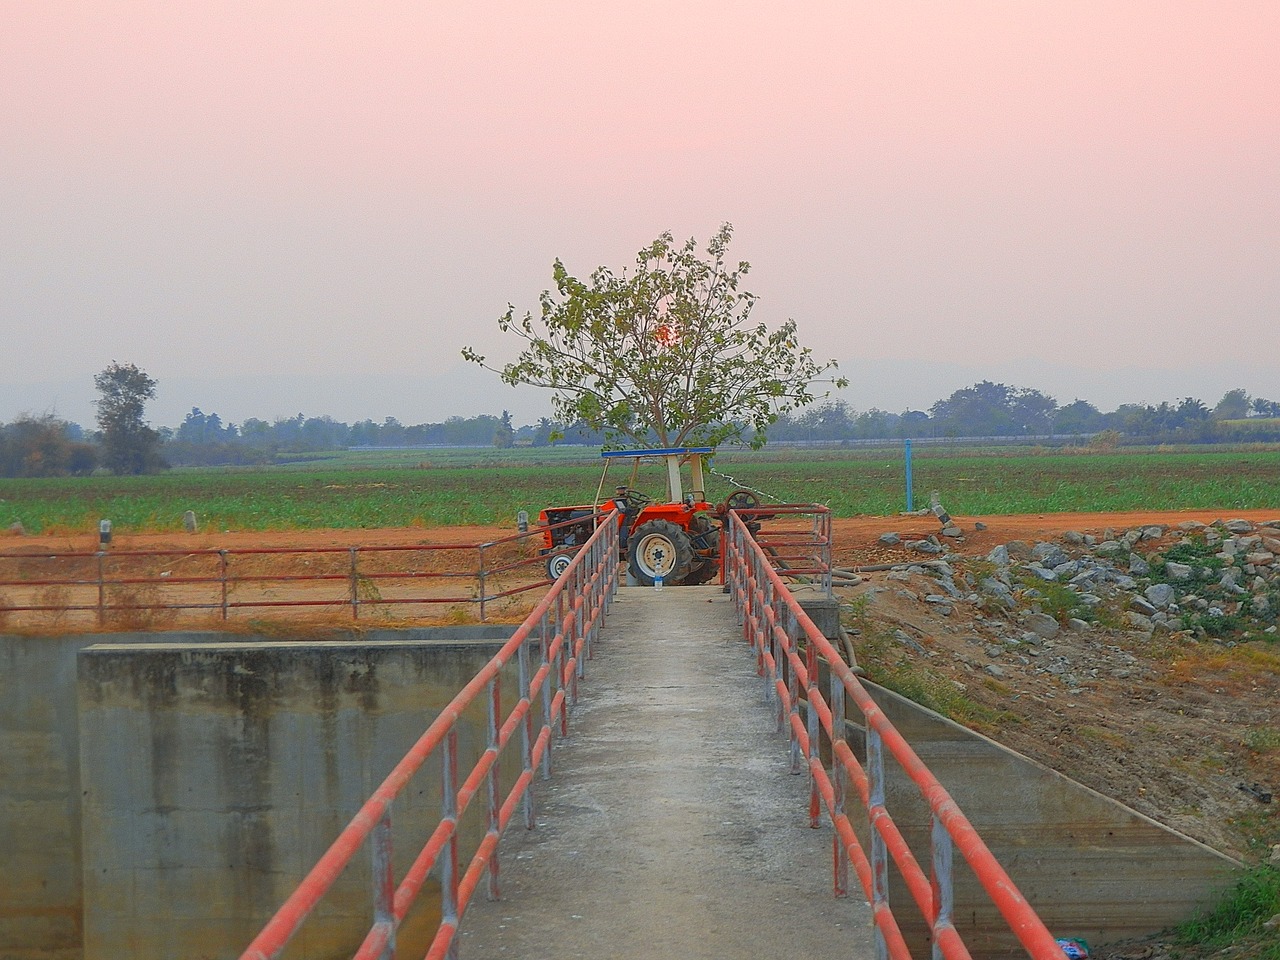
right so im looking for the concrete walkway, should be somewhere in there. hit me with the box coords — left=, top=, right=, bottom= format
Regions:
left=458, top=585, right=872, bottom=959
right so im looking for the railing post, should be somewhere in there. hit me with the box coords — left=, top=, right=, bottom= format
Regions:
left=931, top=814, right=954, bottom=960
left=518, top=630, right=536, bottom=827
left=806, top=625, right=820, bottom=828
left=478, top=544, right=487, bottom=623
left=486, top=676, right=501, bottom=900
left=441, top=729, right=460, bottom=960
left=219, top=549, right=229, bottom=621
left=788, top=605, right=803, bottom=774
left=539, top=611, right=553, bottom=779
left=371, top=804, right=395, bottom=960
left=830, top=672, right=848, bottom=898
left=867, top=725, right=889, bottom=960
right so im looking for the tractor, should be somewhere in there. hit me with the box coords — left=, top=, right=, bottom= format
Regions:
left=536, top=447, right=763, bottom=586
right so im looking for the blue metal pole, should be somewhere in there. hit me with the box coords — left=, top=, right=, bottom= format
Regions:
left=904, top=438, right=914, bottom=512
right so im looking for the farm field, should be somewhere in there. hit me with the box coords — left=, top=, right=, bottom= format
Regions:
left=3, top=446, right=1280, bottom=535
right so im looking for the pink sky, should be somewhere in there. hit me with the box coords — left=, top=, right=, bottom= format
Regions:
left=2, top=2, right=1277, bottom=425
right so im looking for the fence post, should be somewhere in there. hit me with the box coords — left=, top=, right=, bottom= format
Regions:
left=96, top=551, right=105, bottom=626
left=219, top=550, right=229, bottom=621
left=349, top=547, right=360, bottom=620
left=904, top=438, right=915, bottom=512
left=478, top=543, right=487, bottom=622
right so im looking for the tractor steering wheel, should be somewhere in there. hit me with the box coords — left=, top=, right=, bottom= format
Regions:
left=725, top=490, right=760, bottom=512
left=623, top=490, right=652, bottom=509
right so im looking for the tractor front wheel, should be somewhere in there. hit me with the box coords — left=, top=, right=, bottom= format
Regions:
left=628, top=519, right=694, bottom=586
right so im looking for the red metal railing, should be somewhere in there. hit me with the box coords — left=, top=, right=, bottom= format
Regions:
left=239, top=512, right=619, bottom=960
left=0, top=517, right=598, bottom=625
left=723, top=509, right=1065, bottom=960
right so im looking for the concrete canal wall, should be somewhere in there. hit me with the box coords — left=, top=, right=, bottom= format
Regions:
left=0, top=628, right=513, bottom=960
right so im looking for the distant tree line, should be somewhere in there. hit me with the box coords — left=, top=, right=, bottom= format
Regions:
left=4, top=378, right=1280, bottom=478
left=765, top=383, right=1280, bottom=446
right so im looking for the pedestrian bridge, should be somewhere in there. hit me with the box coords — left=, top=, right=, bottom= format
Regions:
left=239, top=511, right=1074, bottom=960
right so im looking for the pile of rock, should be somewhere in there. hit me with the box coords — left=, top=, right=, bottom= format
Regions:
left=977, top=518, right=1280, bottom=641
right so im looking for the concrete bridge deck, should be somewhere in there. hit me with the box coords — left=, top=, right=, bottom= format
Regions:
left=459, top=584, right=872, bottom=959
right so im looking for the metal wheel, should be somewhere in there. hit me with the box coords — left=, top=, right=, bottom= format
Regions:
left=627, top=519, right=694, bottom=586
left=545, top=552, right=574, bottom=580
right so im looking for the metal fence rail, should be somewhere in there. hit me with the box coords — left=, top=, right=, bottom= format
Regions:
left=239, top=513, right=619, bottom=960
left=0, top=515, right=604, bottom=625
left=723, top=509, right=1065, bottom=960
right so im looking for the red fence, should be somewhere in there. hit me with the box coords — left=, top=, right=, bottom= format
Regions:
left=723, top=509, right=1064, bottom=960
left=239, top=512, right=619, bottom=960
left=0, top=523, right=585, bottom=626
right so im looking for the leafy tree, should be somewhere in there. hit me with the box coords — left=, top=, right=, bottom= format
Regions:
left=0, top=414, right=98, bottom=477
left=1213, top=389, right=1251, bottom=420
left=463, top=224, right=846, bottom=449
left=1253, top=397, right=1280, bottom=419
left=93, top=362, right=164, bottom=474
left=1054, top=399, right=1105, bottom=435
left=493, top=410, right=515, bottom=448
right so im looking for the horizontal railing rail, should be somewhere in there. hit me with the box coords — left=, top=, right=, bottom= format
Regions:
left=0, top=513, right=610, bottom=625
left=239, top=511, right=619, bottom=960
left=723, top=509, right=1065, bottom=960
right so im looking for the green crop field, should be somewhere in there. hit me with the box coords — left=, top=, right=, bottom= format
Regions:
left=2, top=446, right=1279, bottom=535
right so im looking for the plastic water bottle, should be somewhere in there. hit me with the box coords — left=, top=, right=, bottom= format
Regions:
left=653, top=576, right=664, bottom=592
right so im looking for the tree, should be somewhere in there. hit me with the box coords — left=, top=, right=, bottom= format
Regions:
left=463, top=224, right=846, bottom=450
left=493, top=410, right=515, bottom=449
left=93, top=362, right=164, bottom=474
left=0, top=414, right=98, bottom=477
left=1212, top=389, right=1251, bottom=420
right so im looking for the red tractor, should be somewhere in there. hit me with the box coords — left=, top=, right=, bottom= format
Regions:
left=537, top=447, right=762, bottom=586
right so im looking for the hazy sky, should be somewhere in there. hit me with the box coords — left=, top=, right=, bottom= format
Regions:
left=2, top=2, right=1277, bottom=428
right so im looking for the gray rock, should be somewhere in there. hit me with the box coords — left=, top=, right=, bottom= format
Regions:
left=986, top=544, right=1010, bottom=566
left=1122, top=530, right=1143, bottom=548
left=893, top=630, right=927, bottom=654
left=183, top=510, right=198, bottom=533
left=1141, top=525, right=1166, bottom=541
left=1023, top=612, right=1060, bottom=639
left=941, top=524, right=963, bottom=538
left=1125, top=611, right=1154, bottom=632
left=1062, top=530, right=1086, bottom=545
left=1246, top=551, right=1275, bottom=566
left=1129, top=595, right=1159, bottom=616
left=1251, top=595, right=1272, bottom=616
left=1164, top=561, right=1194, bottom=581
left=1067, top=618, right=1090, bottom=632
left=1005, top=540, right=1033, bottom=560
left=1144, top=583, right=1176, bottom=609
left=1032, top=542, right=1069, bottom=568
left=906, top=538, right=944, bottom=555
left=1095, top=540, right=1124, bottom=556
left=878, top=532, right=901, bottom=545
left=979, top=577, right=1016, bottom=608
left=973, top=521, right=988, bottom=531
left=1021, top=564, right=1059, bottom=582
left=1225, top=519, right=1255, bottom=534
left=1053, top=560, right=1082, bottom=578
left=983, top=664, right=1006, bottom=678
left=1128, top=554, right=1150, bottom=576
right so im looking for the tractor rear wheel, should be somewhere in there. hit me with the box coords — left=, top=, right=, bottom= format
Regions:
left=627, top=519, right=694, bottom=586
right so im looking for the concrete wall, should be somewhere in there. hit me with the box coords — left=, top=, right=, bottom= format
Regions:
left=0, top=627, right=512, bottom=960
left=847, top=682, right=1240, bottom=958
left=0, top=635, right=86, bottom=960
